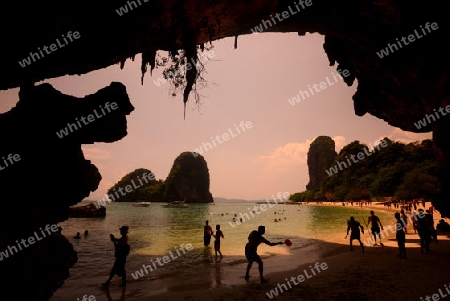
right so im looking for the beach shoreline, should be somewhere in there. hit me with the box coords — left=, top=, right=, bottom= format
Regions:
left=50, top=201, right=450, bottom=301
left=130, top=202, right=450, bottom=301
left=132, top=231, right=450, bottom=301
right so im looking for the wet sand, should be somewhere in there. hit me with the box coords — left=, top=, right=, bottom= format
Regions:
left=126, top=231, right=450, bottom=301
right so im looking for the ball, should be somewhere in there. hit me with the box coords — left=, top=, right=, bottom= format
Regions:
left=284, top=239, right=292, bottom=246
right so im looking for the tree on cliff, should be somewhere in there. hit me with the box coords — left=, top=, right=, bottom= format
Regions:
left=291, top=138, right=439, bottom=202
left=164, top=152, right=213, bottom=203
left=306, top=136, right=337, bottom=190
left=107, top=168, right=164, bottom=202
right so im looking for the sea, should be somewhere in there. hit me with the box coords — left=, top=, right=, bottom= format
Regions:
left=49, top=200, right=395, bottom=301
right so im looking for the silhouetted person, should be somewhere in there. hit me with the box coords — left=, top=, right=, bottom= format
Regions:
left=102, top=226, right=130, bottom=287
left=367, top=211, right=384, bottom=246
left=437, top=219, right=450, bottom=232
left=427, top=210, right=438, bottom=243
left=204, top=220, right=213, bottom=246
left=400, top=209, right=408, bottom=233
left=417, top=209, right=432, bottom=254
left=84, top=230, right=89, bottom=237
left=212, top=224, right=224, bottom=259
left=429, top=206, right=434, bottom=217
left=395, top=212, right=406, bottom=258
left=244, top=225, right=284, bottom=283
left=347, top=217, right=364, bottom=252
left=73, top=232, right=81, bottom=239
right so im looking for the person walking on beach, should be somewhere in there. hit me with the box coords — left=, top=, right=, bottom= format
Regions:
left=102, top=226, right=130, bottom=287
left=367, top=211, right=384, bottom=246
left=244, top=225, right=284, bottom=283
left=346, top=217, right=364, bottom=252
left=212, top=224, right=224, bottom=259
left=400, top=209, right=408, bottom=233
left=395, top=212, right=406, bottom=259
left=204, top=220, right=213, bottom=246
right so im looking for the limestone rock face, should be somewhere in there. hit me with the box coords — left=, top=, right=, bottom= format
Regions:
left=164, top=152, right=213, bottom=203
left=0, top=82, right=133, bottom=300
left=306, top=136, right=337, bottom=190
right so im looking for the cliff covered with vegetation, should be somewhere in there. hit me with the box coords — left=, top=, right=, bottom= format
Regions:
left=108, top=153, right=213, bottom=203
left=107, top=168, right=165, bottom=202
left=290, top=137, right=439, bottom=202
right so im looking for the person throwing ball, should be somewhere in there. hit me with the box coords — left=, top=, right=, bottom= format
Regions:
left=244, top=225, right=284, bottom=283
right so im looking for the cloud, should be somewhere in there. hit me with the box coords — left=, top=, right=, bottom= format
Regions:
left=252, top=140, right=313, bottom=196
left=382, top=128, right=432, bottom=144
left=258, top=136, right=346, bottom=175
left=258, top=140, right=313, bottom=170
left=333, top=136, right=346, bottom=152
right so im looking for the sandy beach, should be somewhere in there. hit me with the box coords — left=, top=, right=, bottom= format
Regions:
left=91, top=202, right=450, bottom=301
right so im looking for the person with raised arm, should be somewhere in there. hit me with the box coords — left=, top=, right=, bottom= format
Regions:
left=244, top=225, right=284, bottom=283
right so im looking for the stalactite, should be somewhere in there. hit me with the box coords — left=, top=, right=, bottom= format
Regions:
left=140, top=53, right=149, bottom=85
left=209, top=27, right=214, bottom=44
left=149, top=50, right=156, bottom=75
left=119, top=59, right=126, bottom=70
left=140, top=51, right=157, bottom=85
left=217, top=19, right=221, bottom=40
left=234, top=35, right=238, bottom=49
left=183, top=43, right=198, bottom=120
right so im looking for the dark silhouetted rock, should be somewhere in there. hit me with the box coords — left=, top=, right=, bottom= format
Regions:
left=306, top=136, right=337, bottom=190
left=0, top=82, right=133, bottom=300
left=164, top=152, right=213, bottom=203
left=68, top=203, right=106, bottom=218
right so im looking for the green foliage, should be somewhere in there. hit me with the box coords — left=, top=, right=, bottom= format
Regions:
left=108, top=152, right=213, bottom=203
left=107, top=168, right=164, bottom=202
left=293, top=138, right=439, bottom=201
left=289, top=189, right=325, bottom=202
left=395, top=162, right=440, bottom=200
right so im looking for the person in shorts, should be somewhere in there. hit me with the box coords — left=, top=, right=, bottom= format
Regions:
left=244, top=226, right=283, bottom=283
left=212, top=224, right=224, bottom=259
left=367, top=211, right=384, bottom=246
left=347, top=217, right=365, bottom=252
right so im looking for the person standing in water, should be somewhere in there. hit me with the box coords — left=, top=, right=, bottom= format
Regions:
left=367, top=211, right=384, bottom=246
left=102, top=226, right=130, bottom=287
left=204, top=220, right=213, bottom=246
left=212, top=224, right=224, bottom=259
left=347, top=217, right=365, bottom=252
left=244, top=225, right=284, bottom=283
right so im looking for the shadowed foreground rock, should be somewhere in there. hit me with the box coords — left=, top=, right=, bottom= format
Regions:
left=0, top=82, right=133, bottom=300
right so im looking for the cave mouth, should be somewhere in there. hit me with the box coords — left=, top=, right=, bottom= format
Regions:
left=0, top=32, right=433, bottom=202
left=0, top=26, right=444, bottom=301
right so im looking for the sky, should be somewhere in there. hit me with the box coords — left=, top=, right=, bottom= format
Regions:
left=0, top=33, right=431, bottom=201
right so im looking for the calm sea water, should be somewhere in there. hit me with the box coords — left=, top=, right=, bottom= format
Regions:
left=49, top=201, right=393, bottom=300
